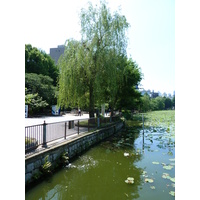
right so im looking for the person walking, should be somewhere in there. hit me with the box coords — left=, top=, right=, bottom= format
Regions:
left=78, top=108, right=81, bottom=116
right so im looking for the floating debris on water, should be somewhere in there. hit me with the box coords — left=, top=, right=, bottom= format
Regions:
left=125, top=177, right=134, bottom=184
left=124, top=152, right=129, bottom=157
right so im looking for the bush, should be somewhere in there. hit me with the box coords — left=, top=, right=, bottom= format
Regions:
left=122, top=110, right=132, bottom=120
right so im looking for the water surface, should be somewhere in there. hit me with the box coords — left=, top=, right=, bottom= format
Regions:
left=26, top=111, right=175, bottom=199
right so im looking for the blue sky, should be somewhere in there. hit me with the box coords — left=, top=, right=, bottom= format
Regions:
left=24, top=0, right=175, bottom=94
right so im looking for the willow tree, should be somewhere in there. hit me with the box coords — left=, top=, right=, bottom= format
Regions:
left=58, top=1, right=129, bottom=117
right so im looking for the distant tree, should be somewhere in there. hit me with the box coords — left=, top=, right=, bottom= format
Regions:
left=25, top=73, right=57, bottom=106
left=151, top=97, right=165, bottom=111
left=58, top=1, right=129, bottom=118
left=164, top=97, right=172, bottom=110
left=141, top=93, right=151, bottom=112
left=25, top=44, right=59, bottom=86
left=172, top=95, right=175, bottom=108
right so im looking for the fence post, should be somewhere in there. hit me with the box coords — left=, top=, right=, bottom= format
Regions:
left=78, top=120, right=79, bottom=135
left=110, top=116, right=112, bottom=123
left=64, top=122, right=67, bottom=139
left=97, top=117, right=100, bottom=128
left=88, top=119, right=89, bottom=132
left=142, top=114, right=144, bottom=134
left=142, top=114, right=144, bottom=152
left=42, top=121, right=47, bottom=148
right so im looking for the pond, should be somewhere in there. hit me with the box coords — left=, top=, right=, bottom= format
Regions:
left=25, top=111, right=175, bottom=200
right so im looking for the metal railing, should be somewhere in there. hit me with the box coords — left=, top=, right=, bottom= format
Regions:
left=25, top=116, right=121, bottom=153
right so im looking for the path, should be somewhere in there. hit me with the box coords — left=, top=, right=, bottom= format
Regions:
left=25, top=113, right=89, bottom=126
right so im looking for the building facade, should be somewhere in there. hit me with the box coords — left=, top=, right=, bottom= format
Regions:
left=50, top=45, right=65, bottom=65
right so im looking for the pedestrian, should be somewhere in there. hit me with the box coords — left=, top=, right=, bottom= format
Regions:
left=79, top=108, right=81, bottom=116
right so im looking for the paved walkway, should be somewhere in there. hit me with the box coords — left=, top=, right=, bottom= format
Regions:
left=25, top=113, right=90, bottom=126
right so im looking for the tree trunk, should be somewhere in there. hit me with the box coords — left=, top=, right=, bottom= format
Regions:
left=89, top=85, right=95, bottom=118
left=110, top=107, right=114, bottom=117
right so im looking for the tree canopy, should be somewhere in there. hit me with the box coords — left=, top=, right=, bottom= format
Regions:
left=140, top=93, right=175, bottom=112
left=25, top=44, right=58, bottom=115
left=58, top=1, right=132, bottom=117
left=115, top=58, right=142, bottom=111
left=25, top=44, right=59, bottom=86
left=25, top=73, right=57, bottom=106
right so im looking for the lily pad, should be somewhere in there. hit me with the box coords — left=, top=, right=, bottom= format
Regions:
left=152, top=161, right=159, bottom=165
left=145, top=178, right=154, bottom=183
left=142, top=170, right=147, bottom=175
left=167, top=151, right=173, bottom=156
left=150, top=186, right=155, bottom=189
left=125, top=177, right=134, bottom=184
left=169, top=191, right=175, bottom=197
left=162, top=173, right=171, bottom=179
left=170, top=177, right=175, bottom=183
left=169, top=158, right=175, bottom=162
left=163, top=165, right=173, bottom=170
left=142, top=171, right=148, bottom=177
left=170, top=162, right=175, bottom=166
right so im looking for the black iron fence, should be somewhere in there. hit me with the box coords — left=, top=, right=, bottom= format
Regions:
left=25, top=116, right=121, bottom=153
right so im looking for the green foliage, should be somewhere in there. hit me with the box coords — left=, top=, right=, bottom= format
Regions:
left=122, top=110, right=132, bottom=120
left=60, top=151, right=69, bottom=166
left=25, top=44, right=59, bottom=115
left=116, top=58, right=142, bottom=111
left=25, top=88, right=48, bottom=114
left=40, top=155, right=52, bottom=175
left=25, top=137, right=38, bottom=146
left=164, top=97, right=172, bottom=109
left=172, top=96, right=175, bottom=108
left=141, top=93, right=151, bottom=112
left=25, top=73, right=57, bottom=106
left=140, top=94, right=174, bottom=112
left=151, top=97, right=165, bottom=111
left=25, top=44, right=59, bottom=85
left=58, top=1, right=142, bottom=118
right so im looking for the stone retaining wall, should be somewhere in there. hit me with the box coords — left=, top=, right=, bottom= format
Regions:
left=25, top=122, right=124, bottom=186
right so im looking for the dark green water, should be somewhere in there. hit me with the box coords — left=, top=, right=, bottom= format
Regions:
left=25, top=124, right=175, bottom=200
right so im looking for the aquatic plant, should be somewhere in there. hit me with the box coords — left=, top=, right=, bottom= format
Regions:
left=60, top=151, right=69, bottom=166
left=40, top=155, right=52, bottom=175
